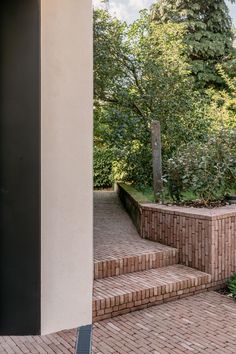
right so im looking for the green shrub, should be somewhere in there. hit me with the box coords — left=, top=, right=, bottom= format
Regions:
left=118, top=183, right=151, bottom=203
left=94, top=146, right=113, bottom=188
left=228, top=274, right=236, bottom=299
left=112, top=144, right=153, bottom=189
left=166, top=129, right=236, bottom=203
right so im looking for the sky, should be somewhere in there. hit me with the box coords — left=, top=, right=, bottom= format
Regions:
left=93, top=0, right=236, bottom=25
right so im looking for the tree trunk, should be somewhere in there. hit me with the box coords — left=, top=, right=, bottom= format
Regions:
left=151, top=120, right=163, bottom=202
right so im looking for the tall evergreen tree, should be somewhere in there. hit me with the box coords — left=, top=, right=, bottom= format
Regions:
left=152, top=0, right=236, bottom=87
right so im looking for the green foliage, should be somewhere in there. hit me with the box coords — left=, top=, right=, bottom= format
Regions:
left=121, top=184, right=204, bottom=204
left=93, top=146, right=113, bottom=188
left=94, top=10, right=128, bottom=105
left=153, top=66, right=236, bottom=204
left=112, top=144, right=153, bottom=188
left=228, top=274, right=236, bottom=299
left=206, top=65, right=236, bottom=129
left=118, top=183, right=151, bottom=203
left=166, top=129, right=236, bottom=203
left=94, top=9, right=211, bottom=187
left=94, top=8, right=236, bottom=202
left=152, top=0, right=236, bottom=87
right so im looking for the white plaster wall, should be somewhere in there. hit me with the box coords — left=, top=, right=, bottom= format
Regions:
left=41, top=0, right=93, bottom=334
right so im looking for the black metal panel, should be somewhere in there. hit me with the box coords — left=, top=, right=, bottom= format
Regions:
left=0, top=0, right=40, bottom=334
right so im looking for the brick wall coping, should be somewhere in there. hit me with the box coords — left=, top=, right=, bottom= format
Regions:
left=140, top=203, right=236, bottom=220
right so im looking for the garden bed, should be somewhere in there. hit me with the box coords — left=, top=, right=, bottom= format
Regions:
left=118, top=182, right=236, bottom=285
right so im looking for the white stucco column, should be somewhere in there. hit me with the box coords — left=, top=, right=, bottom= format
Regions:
left=41, top=0, right=93, bottom=334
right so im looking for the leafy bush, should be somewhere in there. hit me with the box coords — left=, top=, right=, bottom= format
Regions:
left=228, top=274, right=236, bottom=299
left=165, top=158, right=185, bottom=202
left=207, top=66, right=236, bottom=130
left=93, top=10, right=236, bottom=197
left=166, top=129, right=236, bottom=203
left=94, top=146, right=113, bottom=188
left=112, top=144, right=153, bottom=189
left=152, top=0, right=235, bottom=88
left=94, top=10, right=209, bottom=188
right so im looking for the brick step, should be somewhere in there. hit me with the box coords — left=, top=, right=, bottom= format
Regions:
left=94, top=245, right=179, bottom=279
left=93, top=265, right=211, bottom=322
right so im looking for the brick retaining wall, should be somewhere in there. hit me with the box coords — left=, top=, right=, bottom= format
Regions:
left=118, top=183, right=236, bottom=283
left=117, top=183, right=142, bottom=233
left=141, top=204, right=236, bottom=282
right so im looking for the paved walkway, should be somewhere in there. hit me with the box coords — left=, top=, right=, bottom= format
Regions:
left=2, top=292, right=236, bottom=353
left=93, top=192, right=236, bottom=353
left=94, top=191, right=175, bottom=262
left=0, top=329, right=76, bottom=354
left=94, top=192, right=178, bottom=280
left=1, top=192, right=236, bottom=353
left=92, top=292, right=236, bottom=354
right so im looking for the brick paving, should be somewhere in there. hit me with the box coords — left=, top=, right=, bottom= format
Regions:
left=93, top=265, right=211, bottom=322
left=0, top=329, right=76, bottom=354
left=93, top=192, right=212, bottom=322
left=1, top=292, right=236, bottom=353
left=94, top=192, right=178, bottom=279
left=1, top=192, right=235, bottom=353
left=94, top=191, right=175, bottom=261
left=92, top=291, right=236, bottom=354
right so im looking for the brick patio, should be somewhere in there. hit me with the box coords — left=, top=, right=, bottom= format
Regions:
left=1, top=292, right=236, bottom=353
left=93, top=265, right=211, bottom=322
left=93, top=192, right=212, bottom=321
left=94, top=192, right=178, bottom=279
left=0, top=329, right=77, bottom=354
left=93, top=292, right=236, bottom=354
left=1, top=191, right=236, bottom=353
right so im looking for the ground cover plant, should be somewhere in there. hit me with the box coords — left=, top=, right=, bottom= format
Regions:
left=94, top=0, right=236, bottom=206
left=228, top=274, right=236, bottom=299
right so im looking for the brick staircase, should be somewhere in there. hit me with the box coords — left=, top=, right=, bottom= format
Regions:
left=94, top=244, right=179, bottom=279
left=93, top=244, right=211, bottom=322
left=93, top=192, right=211, bottom=322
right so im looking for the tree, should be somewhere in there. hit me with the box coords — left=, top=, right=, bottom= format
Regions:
left=94, top=9, right=211, bottom=187
left=152, top=0, right=236, bottom=87
left=206, top=64, right=236, bottom=130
